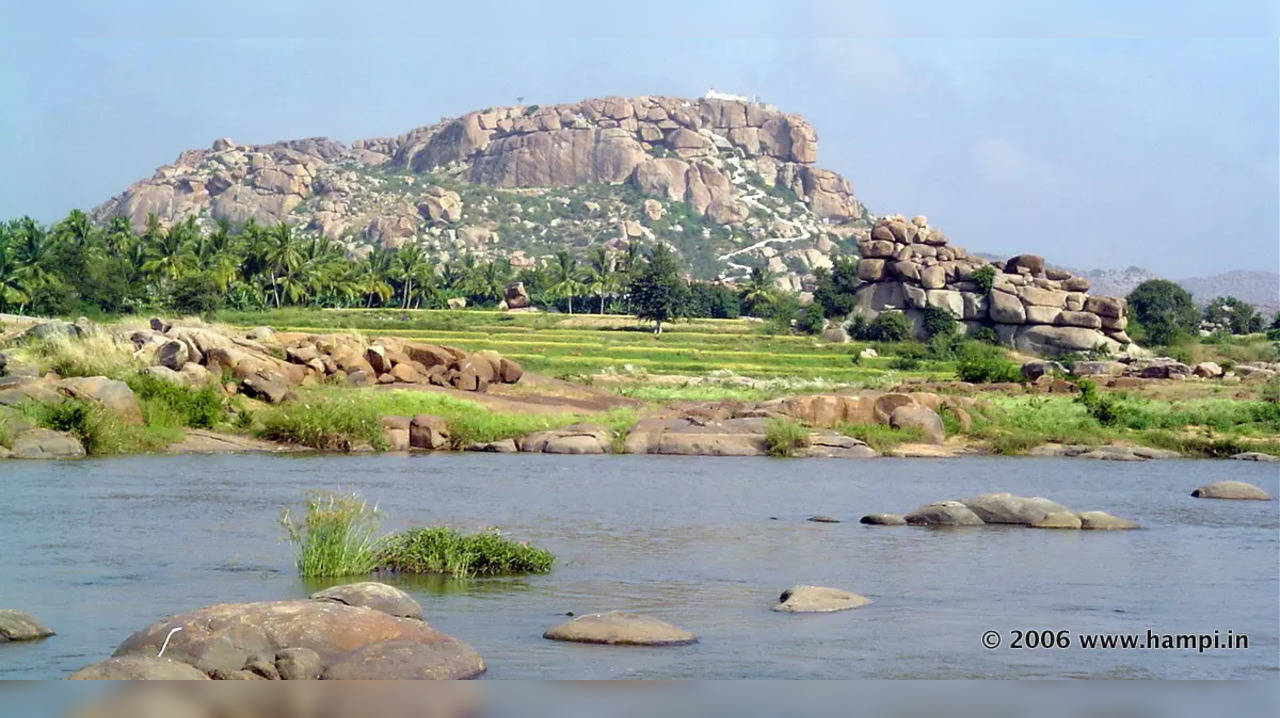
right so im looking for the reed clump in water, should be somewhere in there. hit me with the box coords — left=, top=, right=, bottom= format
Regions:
left=282, top=490, right=554, bottom=578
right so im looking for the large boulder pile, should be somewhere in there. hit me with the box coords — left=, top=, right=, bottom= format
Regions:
left=69, top=583, right=485, bottom=680
left=855, top=215, right=1132, bottom=355
left=127, top=320, right=524, bottom=402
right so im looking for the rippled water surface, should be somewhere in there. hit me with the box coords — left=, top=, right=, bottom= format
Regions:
left=0, top=453, right=1276, bottom=678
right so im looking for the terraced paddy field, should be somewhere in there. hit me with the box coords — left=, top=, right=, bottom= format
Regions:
left=216, top=308, right=954, bottom=386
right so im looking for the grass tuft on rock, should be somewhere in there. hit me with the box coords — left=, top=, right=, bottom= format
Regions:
left=282, top=491, right=383, bottom=578
left=377, top=526, right=554, bottom=577
left=764, top=417, right=810, bottom=457
left=19, top=334, right=143, bottom=379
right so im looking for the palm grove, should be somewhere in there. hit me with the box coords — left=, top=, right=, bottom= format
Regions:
left=0, top=211, right=795, bottom=329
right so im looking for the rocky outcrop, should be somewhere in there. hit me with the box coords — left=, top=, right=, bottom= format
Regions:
left=543, top=612, right=696, bottom=646
left=854, top=215, right=1132, bottom=354
left=88, top=96, right=869, bottom=290
left=772, top=586, right=870, bottom=613
left=1190, top=481, right=1272, bottom=500
left=81, top=595, right=485, bottom=680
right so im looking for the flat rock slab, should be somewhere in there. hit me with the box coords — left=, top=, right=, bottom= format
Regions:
left=166, top=430, right=298, bottom=454
left=68, top=656, right=210, bottom=680
left=1230, top=452, right=1278, bottom=462
left=807, top=515, right=840, bottom=523
left=0, top=609, right=54, bottom=641
left=543, top=612, right=696, bottom=646
left=1191, top=481, right=1272, bottom=500
left=773, top=586, right=871, bottom=613
left=311, top=582, right=423, bottom=620
left=323, top=638, right=486, bottom=680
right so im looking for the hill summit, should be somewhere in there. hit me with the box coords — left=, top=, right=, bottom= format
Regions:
left=92, top=95, right=869, bottom=289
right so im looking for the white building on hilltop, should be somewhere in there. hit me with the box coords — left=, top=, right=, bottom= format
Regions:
left=704, top=88, right=755, bottom=103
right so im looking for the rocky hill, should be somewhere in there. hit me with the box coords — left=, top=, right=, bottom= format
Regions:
left=92, top=95, right=870, bottom=290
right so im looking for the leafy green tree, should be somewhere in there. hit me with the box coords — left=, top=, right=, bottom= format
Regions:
left=796, top=302, right=826, bottom=335
left=812, top=255, right=860, bottom=317
left=1126, top=279, right=1198, bottom=345
left=1203, top=296, right=1263, bottom=335
left=629, top=244, right=688, bottom=335
left=865, top=311, right=911, bottom=342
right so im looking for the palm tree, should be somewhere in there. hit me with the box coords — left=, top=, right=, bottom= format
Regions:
left=394, top=242, right=431, bottom=309
left=741, top=265, right=777, bottom=316
left=356, top=249, right=396, bottom=307
left=584, top=246, right=615, bottom=314
left=470, top=259, right=512, bottom=305
left=0, top=240, right=30, bottom=312
left=546, top=249, right=584, bottom=314
left=258, top=223, right=304, bottom=307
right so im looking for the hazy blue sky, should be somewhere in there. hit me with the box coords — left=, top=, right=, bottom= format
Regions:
left=2, top=1, right=1276, bottom=277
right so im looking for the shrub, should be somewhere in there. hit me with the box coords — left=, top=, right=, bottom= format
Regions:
left=1260, top=375, right=1280, bottom=404
left=889, top=355, right=921, bottom=371
left=377, top=527, right=554, bottom=577
left=127, top=373, right=225, bottom=429
left=955, top=343, right=1022, bottom=383
left=865, top=311, right=911, bottom=342
left=970, top=325, right=1000, bottom=345
left=258, top=399, right=387, bottom=451
left=971, top=265, right=997, bottom=293
left=795, top=303, right=826, bottom=335
left=921, top=306, right=958, bottom=338
left=764, top=417, right=810, bottom=457
left=281, top=492, right=383, bottom=578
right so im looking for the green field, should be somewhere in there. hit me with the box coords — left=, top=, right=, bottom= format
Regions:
left=215, top=308, right=956, bottom=383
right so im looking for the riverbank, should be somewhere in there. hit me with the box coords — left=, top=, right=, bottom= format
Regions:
left=1, top=313, right=1277, bottom=462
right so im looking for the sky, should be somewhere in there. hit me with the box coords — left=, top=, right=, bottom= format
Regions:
left=1, top=1, right=1277, bottom=279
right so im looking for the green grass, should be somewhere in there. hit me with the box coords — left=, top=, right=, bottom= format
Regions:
left=377, top=526, right=554, bottom=577
left=296, top=387, right=636, bottom=449
left=258, top=397, right=388, bottom=451
left=835, top=422, right=924, bottom=452
left=282, top=491, right=384, bottom=578
left=764, top=417, right=810, bottom=457
left=211, top=308, right=959, bottom=383
left=14, top=334, right=143, bottom=379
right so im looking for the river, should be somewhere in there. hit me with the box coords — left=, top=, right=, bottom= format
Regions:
left=0, top=454, right=1276, bottom=678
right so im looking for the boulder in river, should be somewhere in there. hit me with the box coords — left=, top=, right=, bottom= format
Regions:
left=1229, top=452, right=1278, bottom=462
left=772, top=586, right=871, bottom=613
left=100, top=599, right=484, bottom=679
left=543, top=611, right=696, bottom=646
left=310, top=582, right=423, bottom=620
left=1029, top=511, right=1083, bottom=529
left=960, top=493, right=1073, bottom=526
left=68, top=656, right=210, bottom=680
left=1190, top=481, right=1272, bottom=501
left=807, top=515, right=840, bottom=523
left=0, top=609, right=54, bottom=641
left=904, top=500, right=985, bottom=527
left=1077, top=511, right=1139, bottom=530
left=859, top=513, right=906, bottom=526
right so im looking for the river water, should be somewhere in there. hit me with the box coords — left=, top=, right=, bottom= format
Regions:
left=0, top=454, right=1276, bottom=679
